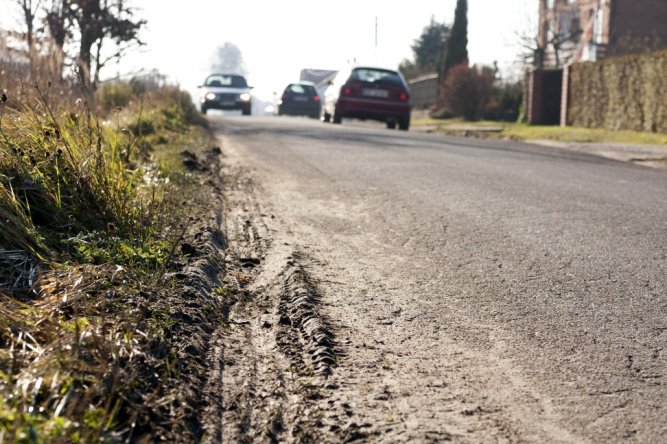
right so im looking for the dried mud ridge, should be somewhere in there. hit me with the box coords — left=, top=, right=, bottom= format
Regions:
left=278, top=263, right=338, bottom=377
left=107, top=145, right=230, bottom=441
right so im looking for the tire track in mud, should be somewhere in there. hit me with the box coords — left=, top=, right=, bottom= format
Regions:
left=277, top=262, right=338, bottom=377
left=203, top=158, right=351, bottom=443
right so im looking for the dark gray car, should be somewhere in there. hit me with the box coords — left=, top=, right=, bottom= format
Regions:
left=277, top=82, right=321, bottom=119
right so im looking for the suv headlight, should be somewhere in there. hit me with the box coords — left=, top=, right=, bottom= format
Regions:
left=205, top=92, right=216, bottom=100
left=239, top=93, right=251, bottom=102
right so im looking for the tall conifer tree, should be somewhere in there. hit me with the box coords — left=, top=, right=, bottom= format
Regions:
left=441, top=0, right=468, bottom=77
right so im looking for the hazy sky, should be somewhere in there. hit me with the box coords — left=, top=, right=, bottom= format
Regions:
left=1, top=0, right=537, bottom=101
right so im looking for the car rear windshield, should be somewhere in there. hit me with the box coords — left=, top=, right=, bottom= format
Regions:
left=205, top=75, right=248, bottom=88
left=286, top=84, right=317, bottom=95
left=350, top=68, right=402, bottom=86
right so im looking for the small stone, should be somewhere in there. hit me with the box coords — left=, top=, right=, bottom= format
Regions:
left=181, top=242, right=198, bottom=256
left=279, top=314, right=291, bottom=325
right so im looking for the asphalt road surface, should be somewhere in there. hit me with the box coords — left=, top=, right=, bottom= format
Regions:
left=210, top=115, right=667, bottom=443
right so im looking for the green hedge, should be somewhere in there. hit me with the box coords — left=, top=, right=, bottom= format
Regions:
left=568, top=50, right=667, bottom=133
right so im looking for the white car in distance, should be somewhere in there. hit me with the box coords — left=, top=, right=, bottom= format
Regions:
left=198, top=74, right=252, bottom=115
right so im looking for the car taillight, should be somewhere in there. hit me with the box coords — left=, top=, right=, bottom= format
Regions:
left=313, top=95, right=320, bottom=102
left=342, top=87, right=352, bottom=96
left=399, top=92, right=409, bottom=101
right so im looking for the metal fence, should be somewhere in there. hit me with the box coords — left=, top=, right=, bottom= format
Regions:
left=408, top=73, right=439, bottom=109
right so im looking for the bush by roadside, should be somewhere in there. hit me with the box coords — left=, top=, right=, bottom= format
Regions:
left=436, top=62, right=522, bottom=122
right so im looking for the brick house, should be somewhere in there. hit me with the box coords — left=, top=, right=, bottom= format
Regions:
left=537, top=0, right=667, bottom=67
left=528, top=0, right=667, bottom=125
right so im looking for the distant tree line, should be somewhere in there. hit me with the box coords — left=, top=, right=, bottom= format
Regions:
left=401, top=0, right=521, bottom=122
left=5, top=0, right=146, bottom=88
left=399, top=18, right=449, bottom=80
left=399, top=0, right=468, bottom=81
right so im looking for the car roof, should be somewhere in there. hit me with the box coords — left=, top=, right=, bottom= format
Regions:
left=351, top=65, right=400, bottom=73
left=207, top=73, right=246, bottom=77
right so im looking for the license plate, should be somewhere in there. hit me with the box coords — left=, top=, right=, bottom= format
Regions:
left=363, top=88, right=389, bottom=98
left=294, top=96, right=308, bottom=102
left=221, top=101, right=236, bottom=106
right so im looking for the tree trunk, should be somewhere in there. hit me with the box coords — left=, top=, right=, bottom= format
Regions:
left=17, top=0, right=41, bottom=68
left=46, top=1, right=68, bottom=81
left=78, top=32, right=95, bottom=86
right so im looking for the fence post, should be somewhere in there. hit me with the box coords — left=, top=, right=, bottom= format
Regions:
left=527, top=69, right=536, bottom=124
left=560, top=64, right=570, bottom=127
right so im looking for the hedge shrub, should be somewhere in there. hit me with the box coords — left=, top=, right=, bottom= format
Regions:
left=568, top=50, right=667, bottom=133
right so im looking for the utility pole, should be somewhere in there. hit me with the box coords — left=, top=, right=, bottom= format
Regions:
left=375, top=16, right=378, bottom=61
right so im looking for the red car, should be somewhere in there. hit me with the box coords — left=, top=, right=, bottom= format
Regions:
left=323, top=66, right=411, bottom=130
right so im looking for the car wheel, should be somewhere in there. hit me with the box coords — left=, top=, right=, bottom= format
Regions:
left=386, top=120, right=397, bottom=129
left=242, top=106, right=251, bottom=116
left=398, top=117, right=410, bottom=131
left=200, top=105, right=208, bottom=115
left=333, top=112, right=342, bottom=124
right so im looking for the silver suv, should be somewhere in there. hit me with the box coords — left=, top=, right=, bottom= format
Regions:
left=198, top=74, right=252, bottom=115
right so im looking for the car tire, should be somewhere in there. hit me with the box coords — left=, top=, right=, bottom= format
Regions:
left=333, top=112, right=342, bottom=124
left=242, top=106, right=251, bottom=116
left=386, top=120, right=397, bottom=129
left=399, top=117, right=410, bottom=131
left=200, top=105, right=208, bottom=115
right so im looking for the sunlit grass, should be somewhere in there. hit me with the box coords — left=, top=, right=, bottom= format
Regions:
left=412, top=117, right=503, bottom=128
left=412, top=117, right=667, bottom=146
left=503, top=123, right=667, bottom=145
left=0, top=74, right=207, bottom=442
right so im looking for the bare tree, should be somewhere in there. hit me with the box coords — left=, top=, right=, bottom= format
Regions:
left=44, top=0, right=70, bottom=80
left=7, top=0, right=145, bottom=85
left=13, top=0, right=43, bottom=58
left=67, top=0, right=146, bottom=87
left=517, top=19, right=581, bottom=68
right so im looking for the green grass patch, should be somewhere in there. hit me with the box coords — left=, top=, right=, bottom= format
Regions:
left=502, top=123, right=667, bottom=145
left=412, top=117, right=503, bottom=128
left=412, top=118, right=667, bottom=146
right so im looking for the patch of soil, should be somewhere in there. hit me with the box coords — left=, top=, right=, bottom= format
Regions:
left=198, top=156, right=354, bottom=443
